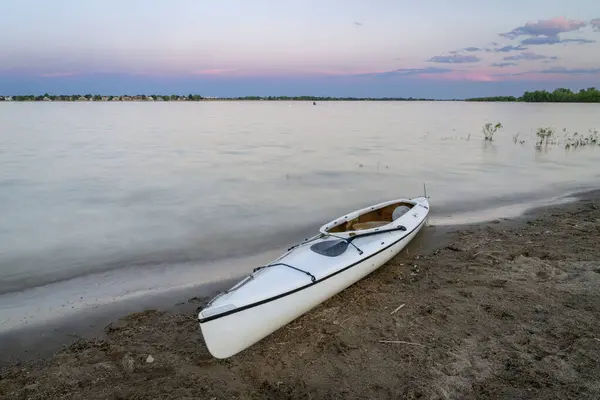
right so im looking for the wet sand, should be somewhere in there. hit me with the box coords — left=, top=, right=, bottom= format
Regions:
left=1, top=190, right=600, bottom=399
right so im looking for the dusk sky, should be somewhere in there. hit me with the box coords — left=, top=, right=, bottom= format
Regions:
left=1, top=0, right=599, bottom=98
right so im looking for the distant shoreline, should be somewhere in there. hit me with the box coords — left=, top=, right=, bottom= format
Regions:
left=1, top=87, right=599, bottom=103
left=0, top=95, right=445, bottom=102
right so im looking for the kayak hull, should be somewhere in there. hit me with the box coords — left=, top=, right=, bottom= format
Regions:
left=198, top=203, right=428, bottom=359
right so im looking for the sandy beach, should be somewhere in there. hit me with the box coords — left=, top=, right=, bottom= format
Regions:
left=1, top=190, right=600, bottom=399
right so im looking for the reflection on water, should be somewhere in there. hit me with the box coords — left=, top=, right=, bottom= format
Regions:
left=481, top=140, right=498, bottom=155
left=0, top=101, right=599, bottom=296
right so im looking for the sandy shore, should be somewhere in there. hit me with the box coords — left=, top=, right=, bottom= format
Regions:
left=2, top=190, right=600, bottom=399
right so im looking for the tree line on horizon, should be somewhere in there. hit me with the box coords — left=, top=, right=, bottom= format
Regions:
left=465, top=87, right=600, bottom=103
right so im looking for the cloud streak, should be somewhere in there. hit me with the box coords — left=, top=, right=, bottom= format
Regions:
left=368, top=67, right=496, bottom=82
left=492, top=62, right=518, bottom=68
left=538, top=67, right=600, bottom=75
left=561, top=38, right=596, bottom=44
left=503, top=52, right=559, bottom=61
left=494, top=45, right=528, bottom=52
left=520, top=36, right=595, bottom=45
left=428, top=54, right=480, bottom=64
left=371, top=67, right=453, bottom=77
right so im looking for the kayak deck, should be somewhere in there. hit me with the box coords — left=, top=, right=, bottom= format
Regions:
left=199, top=197, right=429, bottom=321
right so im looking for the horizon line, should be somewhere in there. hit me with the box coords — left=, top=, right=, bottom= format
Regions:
left=1, top=87, right=597, bottom=102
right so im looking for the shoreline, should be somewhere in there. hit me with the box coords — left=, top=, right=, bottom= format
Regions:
left=1, top=184, right=591, bottom=297
left=2, top=189, right=600, bottom=398
left=0, top=187, right=586, bottom=361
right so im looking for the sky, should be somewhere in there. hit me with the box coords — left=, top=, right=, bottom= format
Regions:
left=0, top=0, right=599, bottom=98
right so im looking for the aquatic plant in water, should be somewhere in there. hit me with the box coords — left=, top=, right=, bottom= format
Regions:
left=535, top=127, right=556, bottom=148
left=482, top=122, right=503, bottom=141
left=564, top=128, right=599, bottom=149
left=512, top=132, right=526, bottom=145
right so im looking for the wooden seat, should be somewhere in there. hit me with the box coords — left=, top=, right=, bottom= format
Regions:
left=351, top=221, right=390, bottom=231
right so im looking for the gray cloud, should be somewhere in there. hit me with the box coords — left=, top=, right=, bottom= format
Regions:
left=499, top=17, right=593, bottom=47
left=591, top=19, right=600, bottom=31
left=428, top=54, right=480, bottom=64
left=521, top=36, right=560, bottom=45
left=500, top=17, right=585, bottom=39
left=561, top=38, right=596, bottom=44
left=521, top=36, right=595, bottom=45
left=449, top=47, right=481, bottom=53
left=503, top=52, right=559, bottom=61
left=451, top=45, right=499, bottom=53
left=492, top=62, right=518, bottom=67
left=494, top=45, right=528, bottom=52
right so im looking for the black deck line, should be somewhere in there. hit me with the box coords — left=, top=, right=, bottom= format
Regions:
left=198, top=215, right=428, bottom=324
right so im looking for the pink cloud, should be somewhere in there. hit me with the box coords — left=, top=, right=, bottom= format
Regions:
left=537, top=16, right=586, bottom=33
left=306, top=68, right=390, bottom=76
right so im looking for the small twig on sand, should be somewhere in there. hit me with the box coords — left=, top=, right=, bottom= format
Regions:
left=379, top=340, right=424, bottom=347
left=390, top=303, right=406, bottom=315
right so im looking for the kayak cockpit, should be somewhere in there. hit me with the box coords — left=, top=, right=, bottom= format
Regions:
left=322, top=200, right=415, bottom=234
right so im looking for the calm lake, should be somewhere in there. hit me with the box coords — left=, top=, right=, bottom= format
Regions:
left=1, top=101, right=599, bottom=330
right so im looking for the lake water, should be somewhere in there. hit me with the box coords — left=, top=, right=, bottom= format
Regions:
left=1, top=101, right=599, bottom=331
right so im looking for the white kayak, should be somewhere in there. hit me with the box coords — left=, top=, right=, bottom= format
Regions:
left=198, top=195, right=430, bottom=359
